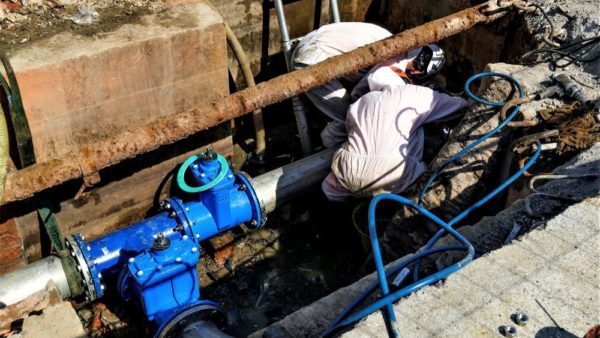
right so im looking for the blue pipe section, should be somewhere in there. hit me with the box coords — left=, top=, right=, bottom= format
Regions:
left=324, top=73, right=540, bottom=337
left=78, top=156, right=262, bottom=295
left=84, top=213, right=180, bottom=277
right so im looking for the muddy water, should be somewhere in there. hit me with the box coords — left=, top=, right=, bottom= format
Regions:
left=203, top=192, right=366, bottom=336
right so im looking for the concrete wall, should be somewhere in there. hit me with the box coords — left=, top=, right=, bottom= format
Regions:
left=211, top=0, right=376, bottom=84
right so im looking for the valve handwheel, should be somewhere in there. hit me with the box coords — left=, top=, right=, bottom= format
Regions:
left=176, top=151, right=230, bottom=193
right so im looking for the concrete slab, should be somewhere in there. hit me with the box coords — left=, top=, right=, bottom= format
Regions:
left=9, top=302, right=85, bottom=338
left=8, top=1, right=227, bottom=162
left=342, top=197, right=600, bottom=337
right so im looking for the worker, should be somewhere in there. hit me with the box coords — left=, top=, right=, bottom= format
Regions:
left=321, top=84, right=468, bottom=201
left=292, top=22, right=446, bottom=148
left=291, top=22, right=391, bottom=148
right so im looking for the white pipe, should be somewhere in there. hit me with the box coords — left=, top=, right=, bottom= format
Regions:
left=252, top=149, right=334, bottom=214
left=0, top=256, right=70, bottom=307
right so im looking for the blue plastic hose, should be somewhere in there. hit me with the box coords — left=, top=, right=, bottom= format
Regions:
left=411, top=143, right=541, bottom=280
left=323, top=72, right=539, bottom=337
left=418, top=72, right=525, bottom=205
left=323, top=245, right=467, bottom=337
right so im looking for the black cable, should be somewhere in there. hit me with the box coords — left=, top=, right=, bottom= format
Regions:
left=519, top=3, right=600, bottom=68
left=530, top=4, right=557, bottom=47
left=520, top=36, right=600, bottom=68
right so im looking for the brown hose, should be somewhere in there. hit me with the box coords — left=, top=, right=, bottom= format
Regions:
left=206, top=1, right=266, bottom=156
left=224, top=23, right=266, bottom=156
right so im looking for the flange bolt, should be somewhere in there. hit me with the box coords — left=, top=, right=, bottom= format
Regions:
left=160, top=200, right=171, bottom=211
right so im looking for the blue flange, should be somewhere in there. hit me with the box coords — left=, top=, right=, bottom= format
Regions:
left=236, top=172, right=265, bottom=228
left=67, top=233, right=103, bottom=299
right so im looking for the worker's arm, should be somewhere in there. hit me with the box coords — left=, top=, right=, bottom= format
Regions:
left=403, top=84, right=468, bottom=135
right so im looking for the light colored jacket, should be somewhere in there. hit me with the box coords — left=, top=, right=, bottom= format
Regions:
left=350, top=49, right=422, bottom=100
left=291, top=22, right=393, bottom=149
left=292, top=22, right=392, bottom=66
left=322, top=85, right=468, bottom=201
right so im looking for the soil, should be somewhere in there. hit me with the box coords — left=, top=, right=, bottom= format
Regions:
left=0, top=0, right=166, bottom=49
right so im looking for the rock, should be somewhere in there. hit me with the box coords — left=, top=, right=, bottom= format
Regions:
left=21, top=0, right=45, bottom=8
left=70, top=4, right=99, bottom=25
left=51, top=0, right=80, bottom=6
left=77, top=308, right=93, bottom=323
left=9, top=302, right=85, bottom=338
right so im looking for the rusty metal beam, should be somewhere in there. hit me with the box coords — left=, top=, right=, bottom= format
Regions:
left=1, top=3, right=504, bottom=204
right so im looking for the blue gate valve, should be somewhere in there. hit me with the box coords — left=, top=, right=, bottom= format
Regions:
left=65, top=148, right=265, bottom=335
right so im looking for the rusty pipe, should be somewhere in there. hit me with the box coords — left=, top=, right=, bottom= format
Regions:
left=1, top=3, right=504, bottom=204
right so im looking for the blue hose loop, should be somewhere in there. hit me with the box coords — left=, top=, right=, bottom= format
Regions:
left=418, top=72, right=525, bottom=205
left=412, top=142, right=542, bottom=281
left=322, top=194, right=475, bottom=337
left=176, top=153, right=229, bottom=193
left=324, top=149, right=540, bottom=337
left=323, top=245, right=467, bottom=337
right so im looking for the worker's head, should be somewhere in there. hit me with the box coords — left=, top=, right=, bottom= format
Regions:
left=406, top=44, right=445, bottom=80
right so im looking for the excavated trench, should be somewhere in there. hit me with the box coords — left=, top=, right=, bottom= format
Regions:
left=222, top=6, right=599, bottom=338
left=3, top=1, right=597, bottom=337
left=194, top=8, right=568, bottom=337
left=71, top=3, right=599, bottom=337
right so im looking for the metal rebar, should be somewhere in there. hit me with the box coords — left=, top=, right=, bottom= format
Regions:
left=1, top=2, right=504, bottom=204
left=274, top=0, right=313, bottom=155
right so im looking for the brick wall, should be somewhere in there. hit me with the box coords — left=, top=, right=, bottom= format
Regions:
left=0, top=219, right=26, bottom=274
